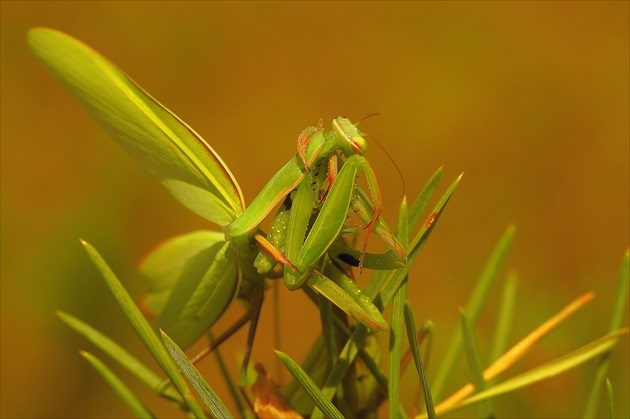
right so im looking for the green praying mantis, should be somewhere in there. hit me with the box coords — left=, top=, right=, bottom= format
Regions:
left=27, top=28, right=407, bottom=372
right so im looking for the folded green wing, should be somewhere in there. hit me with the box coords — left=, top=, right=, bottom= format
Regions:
left=139, top=230, right=240, bottom=348
left=28, top=28, right=244, bottom=226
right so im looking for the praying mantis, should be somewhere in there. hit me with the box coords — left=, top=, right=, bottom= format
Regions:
left=27, top=28, right=406, bottom=368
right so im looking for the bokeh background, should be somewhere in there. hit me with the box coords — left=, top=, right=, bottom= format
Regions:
left=2, top=2, right=628, bottom=417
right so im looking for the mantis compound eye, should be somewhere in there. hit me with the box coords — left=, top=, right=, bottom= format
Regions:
left=350, top=135, right=368, bottom=155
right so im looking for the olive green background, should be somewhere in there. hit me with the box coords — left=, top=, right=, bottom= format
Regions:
left=1, top=1, right=628, bottom=417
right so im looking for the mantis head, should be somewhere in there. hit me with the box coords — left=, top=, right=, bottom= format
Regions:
left=332, top=116, right=368, bottom=157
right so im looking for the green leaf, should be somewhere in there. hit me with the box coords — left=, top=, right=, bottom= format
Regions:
left=161, top=330, right=232, bottom=418
left=389, top=197, right=409, bottom=418
left=80, top=239, right=206, bottom=418
left=605, top=377, right=614, bottom=419
left=584, top=250, right=629, bottom=417
left=404, top=303, right=435, bottom=419
left=459, top=309, right=493, bottom=418
left=27, top=28, right=243, bottom=226
left=435, top=292, right=595, bottom=412
left=275, top=350, right=344, bottom=419
left=431, top=224, right=515, bottom=400
left=490, top=271, right=518, bottom=363
left=283, top=334, right=326, bottom=402
left=389, top=281, right=407, bottom=419
left=208, top=331, right=249, bottom=419
left=408, top=167, right=443, bottom=236
left=80, top=351, right=155, bottom=418
left=365, top=167, right=442, bottom=299
left=57, top=311, right=183, bottom=404
left=435, top=329, right=628, bottom=417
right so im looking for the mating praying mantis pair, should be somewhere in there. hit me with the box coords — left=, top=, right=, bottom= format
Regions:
left=28, top=28, right=408, bottom=382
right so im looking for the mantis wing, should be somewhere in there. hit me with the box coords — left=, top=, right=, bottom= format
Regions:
left=27, top=28, right=244, bottom=226
left=139, top=230, right=240, bottom=348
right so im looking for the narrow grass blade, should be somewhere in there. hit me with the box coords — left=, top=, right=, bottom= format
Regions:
left=366, top=167, right=442, bottom=299
left=389, top=282, right=408, bottom=418
left=408, top=167, right=443, bottom=237
left=584, top=250, right=629, bottom=418
left=437, top=292, right=595, bottom=410
left=161, top=330, right=231, bottom=418
left=380, top=174, right=463, bottom=307
left=283, top=335, right=325, bottom=401
left=81, top=351, right=155, bottom=418
left=490, top=272, right=518, bottom=363
left=459, top=309, right=493, bottom=418
left=404, top=303, right=435, bottom=418
left=57, top=311, right=183, bottom=404
left=208, top=332, right=247, bottom=419
left=605, top=377, right=614, bottom=418
left=275, top=350, right=344, bottom=419
left=80, top=239, right=206, bottom=418
left=389, top=197, right=409, bottom=418
left=431, top=225, right=516, bottom=400
left=432, top=329, right=628, bottom=417
left=401, top=320, right=434, bottom=375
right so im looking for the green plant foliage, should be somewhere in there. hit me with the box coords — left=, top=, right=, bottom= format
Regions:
left=80, top=351, right=155, bottom=418
left=161, top=331, right=232, bottom=418
left=275, top=350, right=344, bottom=419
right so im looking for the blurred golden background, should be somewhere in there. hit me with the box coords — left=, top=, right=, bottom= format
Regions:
left=1, top=2, right=628, bottom=417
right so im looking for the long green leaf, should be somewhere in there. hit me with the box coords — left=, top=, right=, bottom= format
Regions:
left=389, top=197, right=409, bottom=418
left=275, top=350, right=344, bottom=419
left=28, top=28, right=243, bottom=226
left=80, top=239, right=206, bottom=418
left=431, top=224, right=516, bottom=400
left=161, top=330, right=232, bottom=418
left=404, top=304, right=435, bottom=419
left=57, top=311, right=183, bottom=404
left=605, top=377, right=614, bottom=419
left=408, top=167, right=443, bottom=236
left=459, top=309, right=493, bottom=418
left=584, top=250, right=629, bottom=417
left=389, top=279, right=407, bottom=418
left=490, top=272, right=518, bottom=363
left=80, top=351, right=155, bottom=418
left=365, top=167, right=442, bottom=299
left=283, top=335, right=325, bottom=401
left=208, top=332, right=248, bottom=419
left=433, top=329, right=628, bottom=417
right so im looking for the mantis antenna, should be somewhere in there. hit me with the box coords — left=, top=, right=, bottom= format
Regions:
left=357, top=113, right=407, bottom=204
